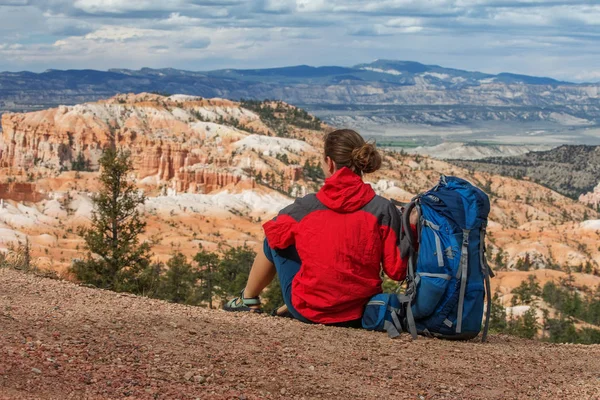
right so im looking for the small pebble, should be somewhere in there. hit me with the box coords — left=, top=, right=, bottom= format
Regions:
left=184, top=371, right=195, bottom=381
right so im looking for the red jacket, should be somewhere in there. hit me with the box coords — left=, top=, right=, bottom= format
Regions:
left=263, top=167, right=408, bottom=324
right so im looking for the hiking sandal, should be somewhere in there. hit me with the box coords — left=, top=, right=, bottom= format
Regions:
left=223, top=290, right=263, bottom=313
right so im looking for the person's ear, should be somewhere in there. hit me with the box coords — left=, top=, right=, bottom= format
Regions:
left=326, top=156, right=336, bottom=175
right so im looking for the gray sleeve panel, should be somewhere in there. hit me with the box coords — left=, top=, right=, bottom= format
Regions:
left=361, top=195, right=400, bottom=228
left=275, top=194, right=328, bottom=223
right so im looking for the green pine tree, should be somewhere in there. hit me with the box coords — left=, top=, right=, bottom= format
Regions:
left=159, top=252, right=199, bottom=304
left=215, top=245, right=256, bottom=301
left=518, top=307, right=539, bottom=339
left=494, top=250, right=506, bottom=269
left=546, top=317, right=579, bottom=343
left=511, top=275, right=541, bottom=305
left=71, top=151, right=90, bottom=172
left=194, top=249, right=220, bottom=309
left=70, top=147, right=152, bottom=293
left=588, top=286, right=600, bottom=326
left=489, top=291, right=508, bottom=332
left=136, top=262, right=163, bottom=298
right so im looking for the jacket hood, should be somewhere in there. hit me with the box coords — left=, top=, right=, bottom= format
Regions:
left=316, top=167, right=376, bottom=213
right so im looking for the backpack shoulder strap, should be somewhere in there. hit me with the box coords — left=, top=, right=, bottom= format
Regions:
left=480, top=224, right=495, bottom=343
left=401, top=200, right=418, bottom=251
left=393, top=198, right=420, bottom=340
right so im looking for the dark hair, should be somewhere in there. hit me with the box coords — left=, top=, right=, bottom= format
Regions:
left=324, top=129, right=382, bottom=175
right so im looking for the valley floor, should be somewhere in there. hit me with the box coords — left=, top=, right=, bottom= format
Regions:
left=0, top=269, right=599, bottom=400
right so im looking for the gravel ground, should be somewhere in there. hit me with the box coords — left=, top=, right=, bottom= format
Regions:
left=1, top=268, right=599, bottom=400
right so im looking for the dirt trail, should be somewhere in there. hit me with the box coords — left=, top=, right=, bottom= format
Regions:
left=1, top=268, right=599, bottom=400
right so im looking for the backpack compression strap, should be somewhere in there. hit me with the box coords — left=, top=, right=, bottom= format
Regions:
left=399, top=200, right=419, bottom=340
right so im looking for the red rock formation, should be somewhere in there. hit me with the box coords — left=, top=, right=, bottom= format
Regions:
left=177, top=168, right=248, bottom=193
left=0, top=94, right=263, bottom=194
left=283, top=165, right=303, bottom=181
left=580, top=183, right=600, bottom=209
left=0, top=183, right=45, bottom=202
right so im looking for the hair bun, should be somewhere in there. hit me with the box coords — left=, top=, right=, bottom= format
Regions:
left=351, top=142, right=382, bottom=174
left=323, top=129, right=382, bottom=175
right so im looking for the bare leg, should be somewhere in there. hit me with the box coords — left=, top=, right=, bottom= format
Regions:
left=243, top=249, right=276, bottom=307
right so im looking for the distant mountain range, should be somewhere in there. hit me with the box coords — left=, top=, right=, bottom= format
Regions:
left=2, top=60, right=600, bottom=139
left=206, top=59, right=575, bottom=86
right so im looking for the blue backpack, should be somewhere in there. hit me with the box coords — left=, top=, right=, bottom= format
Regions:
left=361, top=292, right=412, bottom=338
left=362, top=175, right=494, bottom=341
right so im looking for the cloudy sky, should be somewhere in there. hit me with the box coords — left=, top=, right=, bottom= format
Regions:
left=0, top=0, right=599, bottom=81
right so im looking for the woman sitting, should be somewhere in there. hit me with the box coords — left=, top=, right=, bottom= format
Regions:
left=225, top=129, right=412, bottom=327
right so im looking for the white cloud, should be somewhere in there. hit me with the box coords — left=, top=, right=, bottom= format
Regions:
left=84, top=26, right=165, bottom=42
left=45, top=13, right=95, bottom=36
left=352, top=0, right=456, bottom=13
left=0, top=43, right=24, bottom=50
left=181, top=37, right=211, bottom=48
left=155, top=12, right=205, bottom=29
left=573, top=70, right=600, bottom=82
left=260, top=0, right=296, bottom=13
left=559, top=5, right=600, bottom=26
left=73, top=0, right=182, bottom=14
left=295, top=0, right=332, bottom=13
left=385, top=17, right=423, bottom=27
left=488, top=38, right=554, bottom=48
left=491, top=10, right=552, bottom=26
left=488, top=5, right=600, bottom=27
left=401, top=26, right=423, bottom=33
left=157, top=9, right=229, bottom=28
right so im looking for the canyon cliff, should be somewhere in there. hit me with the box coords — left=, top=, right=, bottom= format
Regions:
left=580, top=183, right=600, bottom=209
left=0, top=94, right=318, bottom=196
left=0, top=94, right=598, bottom=300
